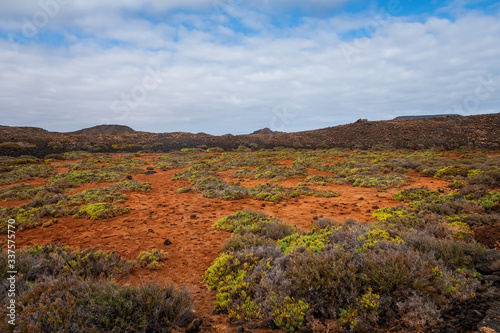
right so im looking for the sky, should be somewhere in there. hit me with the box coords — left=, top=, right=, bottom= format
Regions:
left=0, top=0, right=499, bottom=135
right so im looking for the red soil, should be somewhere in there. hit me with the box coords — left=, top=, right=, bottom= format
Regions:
left=0, top=157, right=453, bottom=332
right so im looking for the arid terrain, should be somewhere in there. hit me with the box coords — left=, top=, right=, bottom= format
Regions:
left=1, top=117, right=500, bottom=332
left=1, top=113, right=499, bottom=159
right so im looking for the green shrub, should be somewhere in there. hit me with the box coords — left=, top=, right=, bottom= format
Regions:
left=69, top=181, right=152, bottom=205
left=372, top=206, right=413, bottom=222
left=204, top=209, right=485, bottom=332
left=479, top=191, right=500, bottom=208
left=271, top=295, right=309, bottom=332
left=0, top=164, right=55, bottom=185
left=278, top=227, right=335, bottom=254
left=393, top=188, right=440, bottom=203
left=137, top=249, right=168, bottom=269
left=214, top=210, right=296, bottom=239
left=0, top=142, right=24, bottom=149
left=48, top=141, right=64, bottom=150
left=5, top=277, right=194, bottom=333
left=0, top=244, right=133, bottom=281
left=73, top=203, right=130, bottom=220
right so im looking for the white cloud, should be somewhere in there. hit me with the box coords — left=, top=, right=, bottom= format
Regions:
left=0, top=5, right=499, bottom=134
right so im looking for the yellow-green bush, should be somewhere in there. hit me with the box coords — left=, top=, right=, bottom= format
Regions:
left=136, top=249, right=168, bottom=269
left=73, top=203, right=130, bottom=220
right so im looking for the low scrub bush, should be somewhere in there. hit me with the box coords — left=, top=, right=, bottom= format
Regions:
left=73, top=203, right=131, bottom=220
left=393, top=188, right=440, bottom=203
left=0, top=164, right=55, bottom=185
left=137, top=249, right=168, bottom=269
left=0, top=244, right=195, bottom=332
left=204, top=211, right=485, bottom=331
left=49, top=170, right=124, bottom=184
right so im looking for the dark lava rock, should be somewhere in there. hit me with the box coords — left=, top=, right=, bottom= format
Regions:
left=126, top=175, right=132, bottom=180
left=148, top=229, right=154, bottom=233
left=147, top=166, right=154, bottom=171
left=259, top=319, right=278, bottom=329
left=230, top=319, right=245, bottom=326
left=186, top=318, right=202, bottom=333
left=164, top=239, right=172, bottom=246
left=478, top=307, right=500, bottom=333
left=476, top=250, right=500, bottom=275
left=252, top=127, right=274, bottom=135
left=372, top=205, right=379, bottom=209
left=145, top=170, right=157, bottom=175
left=358, top=197, right=364, bottom=200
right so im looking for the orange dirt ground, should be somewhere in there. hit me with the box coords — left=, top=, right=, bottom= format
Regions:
left=0, top=156, right=453, bottom=332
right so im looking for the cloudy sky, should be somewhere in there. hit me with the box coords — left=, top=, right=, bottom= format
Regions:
left=0, top=0, right=499, bottom=134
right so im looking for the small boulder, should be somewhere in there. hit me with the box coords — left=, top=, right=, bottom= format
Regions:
left=230, top=319, right=246, bottom=326
left=186, top=318, right=202, bottom=333
left=478, top=308, right=500, bottom=333
left=476, top=250, right=500, bottom=275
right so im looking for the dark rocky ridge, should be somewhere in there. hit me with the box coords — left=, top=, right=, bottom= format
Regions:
left=1, top=113, right=499, bottom=157
left=67, top=125, right=136, bottom=135
left=394, top=114, right=462, bottom=120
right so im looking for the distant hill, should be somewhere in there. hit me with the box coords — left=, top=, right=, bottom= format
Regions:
left=251, top=128, right=275, bottom=135
left=394, top=114, right=462, bottom=120
left=68, top=125, right=136, bottom=135
left=1, top=113, right=499, bottom=157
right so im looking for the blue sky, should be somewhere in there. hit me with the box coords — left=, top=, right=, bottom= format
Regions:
left=0, top=0, right=499, bottom=134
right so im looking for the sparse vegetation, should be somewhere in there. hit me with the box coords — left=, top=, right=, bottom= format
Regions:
left=73, top=203, right=131, bottom=220
left=1, top=147, right=498, bottom=332
left=0, top=244, right=195, bottom=332
left=205, top=210, right=485, bottom=331
left=136, top=249, right=169, bottom=269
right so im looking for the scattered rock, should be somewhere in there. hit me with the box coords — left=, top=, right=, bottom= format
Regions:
left=148, top=229, right=154, bottom=233
left=482, top=275, right=500, bottom=284
left=186, top=318, right=202, bottom=333
left=234, top=328, right=245, bottom=333
left=282, top=203, right=287, bottom=207
left=478, top=308, right=500, bottom=333
left=247, top=323, right=259, bottom=329
left=145, top=170, right=157, bottom=175
left=259, top=319, right=278, bottom=329
left=366, top=209, right=371, bottom=213
left=438, top=188, right=445, bottom=193
left=164, top=239, right=172, bottom=246
left=190, top=214, right=197, bottom=219
left=230, top=319, right=246, bottom=326
left=372, top=205, right=379, bottom=209
left=476, top=250, right=500, bottom=275
left=358, top=197, right=364, bottom=200
left=313, top=216, right=318, bottom=220
left=147, top=166, right=154, bottom=171
left=126, top=175, right=132, bottom=180
left=261, top=203, right=266, bottom=207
